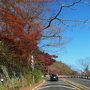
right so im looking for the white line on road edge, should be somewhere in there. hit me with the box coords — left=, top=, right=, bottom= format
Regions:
left=37, top=85, right=75, bottom=90
left=32, top=80, right=45, bottom=90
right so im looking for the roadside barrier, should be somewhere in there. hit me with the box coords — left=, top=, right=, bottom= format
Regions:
left=59, top=75, right=90, bottom=80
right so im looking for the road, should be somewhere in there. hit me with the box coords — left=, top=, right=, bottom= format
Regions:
left=66, top=78, right=90, bottom=88
left=36, top=78, right=79, bottom=90
left=35, top=78, right=90, bottom=90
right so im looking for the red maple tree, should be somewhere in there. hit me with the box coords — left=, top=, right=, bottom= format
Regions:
left=0, top=0, right=56, bottom=68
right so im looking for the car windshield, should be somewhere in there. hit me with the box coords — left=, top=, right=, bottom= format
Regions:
left=51, top=74, right=57, bottom=77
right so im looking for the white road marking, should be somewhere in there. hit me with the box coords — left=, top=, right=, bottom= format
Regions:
left=32, top=80, right=45, bottom=90
left=46, top=81, right=65, bottom=84
left=44, top=83, right=67, bottom=86
left=47, top=82, right=65, bottom=84
left=37, top=85, right=75, bottom=90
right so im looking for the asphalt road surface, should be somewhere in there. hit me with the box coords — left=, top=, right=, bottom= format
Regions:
left=35, top=77, right=90, bottom=90
left=67, top=78, right=90, bottom=88
left=36, top=78, right=78, bottom=90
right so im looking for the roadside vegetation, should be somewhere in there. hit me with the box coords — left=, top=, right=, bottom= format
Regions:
left=0, top=1, right=57, bottom=90
left=0, top=0, right=89, bottom=90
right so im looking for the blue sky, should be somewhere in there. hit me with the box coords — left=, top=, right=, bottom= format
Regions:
left=40, top=0, right=90, bottom=71
left=60, top=28, right=90, bottom=70
left=59, top=0, right=90, bottom=71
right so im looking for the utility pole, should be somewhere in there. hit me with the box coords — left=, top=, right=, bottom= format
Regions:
left=31, top=55, right=35, bottom=84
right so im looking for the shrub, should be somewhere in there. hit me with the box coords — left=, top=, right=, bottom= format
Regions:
left=34, top=69, right=43, bottom=83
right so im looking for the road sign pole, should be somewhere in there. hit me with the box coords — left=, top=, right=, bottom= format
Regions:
left=31, top=55, right=35, bottom=84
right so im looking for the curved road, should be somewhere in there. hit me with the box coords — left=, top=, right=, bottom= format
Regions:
left=36, top=78, right=79, bottom=90
left=35, top=78, right=90, bottom=90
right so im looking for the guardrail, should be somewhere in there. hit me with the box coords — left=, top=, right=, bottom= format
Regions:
left=59, top=75, right=90, bottom=80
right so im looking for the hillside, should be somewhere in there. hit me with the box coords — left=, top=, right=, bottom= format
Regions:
left=48, top=61, right=77, bottom=75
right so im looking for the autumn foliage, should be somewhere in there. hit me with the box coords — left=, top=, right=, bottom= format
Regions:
left=0, top=0, right=56, bottom=73
left=36, top=52, right=56, bottom=65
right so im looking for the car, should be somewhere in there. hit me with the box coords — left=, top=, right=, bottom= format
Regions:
left=50, top=74, right=59, bottom=81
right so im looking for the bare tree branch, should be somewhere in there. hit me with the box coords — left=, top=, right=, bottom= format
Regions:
left=43, top=0, right=82, bottom=30
left=56, top=19, right=90, bottom=23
